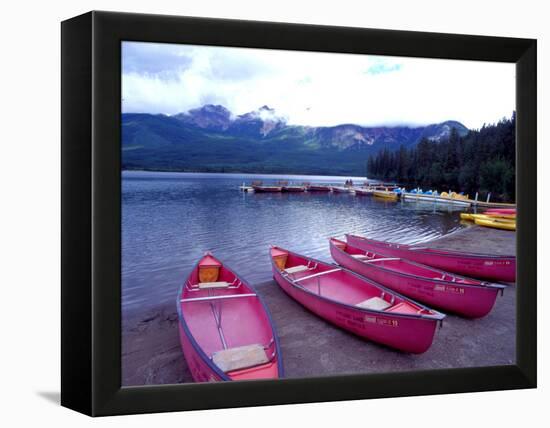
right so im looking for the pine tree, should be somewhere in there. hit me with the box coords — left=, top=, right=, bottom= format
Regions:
left=365, top=116, right=516, bottom=202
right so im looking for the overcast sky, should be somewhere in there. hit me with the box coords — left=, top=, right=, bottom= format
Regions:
left=122, top=41, right=515, bottom=129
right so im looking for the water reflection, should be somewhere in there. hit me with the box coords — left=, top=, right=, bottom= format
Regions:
left=122, top=171, right=465, bottom=312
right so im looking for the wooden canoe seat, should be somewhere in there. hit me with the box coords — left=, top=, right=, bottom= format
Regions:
left=198, top=281, right=230, bottom=289
left=351, top=254, right=369, bottom=259
left=293, top=268, right=342, bottom=283
left=284, top=265, right=309, bottom=274
left=356, top=296, right=392, bottom=311
left=212, top=344, right=269, bottom=373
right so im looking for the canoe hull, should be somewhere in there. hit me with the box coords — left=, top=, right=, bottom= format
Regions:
left=485, top=208, right=516, bottom=214
left=271, top=261, right=440, bottom=354
left=252, top=186, right=282, bottom=193
left=373, top=190, right=398, bottom=200
left=347, top=235, right=516, bottom=282
left=331, top=186, right=353, bottom=193
left=330, top=241, right=502, bottom=318
left=307, top=185, right=332, bottom=192
left=178, top=322, right=225, bottom=382
left=178, top=254, right=283, bottom=382
left=475, top=218, right=516, bottom=231
left=354, top=188, right=373, bottom=196
left=282, top=186, right=306, bottom=192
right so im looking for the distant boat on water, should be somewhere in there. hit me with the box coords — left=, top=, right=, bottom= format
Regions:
left=331, top=186, right=354, bottom=193
left=373, top=189, right=399, bottom=200
left=279, top=180, right=306, bottom=192
left=354, top=187, right=374, bottom=196
left=306, top=183, right=332, bottom=192
left=251, top=180, right=282, bottom=192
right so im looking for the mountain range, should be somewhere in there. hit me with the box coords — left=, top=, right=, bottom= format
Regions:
left=122, top=104, right=469, bottom=175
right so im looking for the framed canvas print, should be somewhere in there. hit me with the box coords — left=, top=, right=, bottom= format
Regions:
left=61, top=11, right=537, bottom=416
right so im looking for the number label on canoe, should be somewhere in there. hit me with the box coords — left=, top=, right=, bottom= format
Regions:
left=364, top=316, right=399, bottom=327
left=434, top=284, right=465, bottom=294
left=335, top=310, right=399, bottom=329
left=484, top=260, right=511, bottom=266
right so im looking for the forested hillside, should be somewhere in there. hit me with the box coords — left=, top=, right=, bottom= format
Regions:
left=122, top=105, right=468, bottom=176
left=367, top=114, right=516, bottom=202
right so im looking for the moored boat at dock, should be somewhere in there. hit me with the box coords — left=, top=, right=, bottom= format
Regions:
left=251, top=180, right=282, bottom=192
left=346, top=234, right=516, bottom=282
left=354, top=187, right=374, bottom=196
left=281, top=185, right=306, bottom=192
left=331, top=186, right=354, bottom=193
left=307, top=184, right=332, bottom=192
left=373, top=189, right=399, bottom=200
left=270, top=246, right=445, bottom=353
left=178, top=252, right=283, bottom=382
left=252, top=185, right=282, bottom=192
left=330, top=238, right=505, bottom=318
left=278, top=180, right=306, bottom=192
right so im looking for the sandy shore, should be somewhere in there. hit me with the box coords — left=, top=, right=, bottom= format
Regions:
left=122, top=225, right=516, bottom=386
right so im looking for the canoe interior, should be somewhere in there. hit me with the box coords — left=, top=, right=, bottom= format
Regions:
left=271, top=247, right=434, bottom=317
left=332, top=239, right=481, bottom=285
left=180, top=255, right=279, bottom=380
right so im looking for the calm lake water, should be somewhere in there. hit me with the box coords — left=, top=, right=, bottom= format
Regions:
left=122, top=171, right=466, bottom=312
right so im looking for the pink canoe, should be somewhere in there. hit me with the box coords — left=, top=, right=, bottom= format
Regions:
left=270, top=246, right=445, bottom=354
left=330, top=238, right=505, bottom=318
left=307, top=185, right=332, bottom=192
left=346, top=234, right=516, bottom=282
left=354, top=188, right=374, bottom=196
left=485, top=208, right=516, bottom=214
left=252, top=185, right=282, bottom=193
left=282, top=185, right=306, bottom=192
left=178, top=253, right=283, bottom=382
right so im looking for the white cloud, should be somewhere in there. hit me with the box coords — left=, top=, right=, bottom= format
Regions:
left=122, top=41, right=515, bottom=129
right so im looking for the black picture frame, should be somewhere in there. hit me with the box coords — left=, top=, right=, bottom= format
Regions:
left=61, top=10, right=537, bottom=416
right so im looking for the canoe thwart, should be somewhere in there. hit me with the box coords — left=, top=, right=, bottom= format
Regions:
left=362, top=257, right=400, bottom=263
left=356, top=296, right=393, bottom=311
left=212, top=344, right=269, bottom=373
left=293, top=268, right=342, bottom=283
left=181, top=293, right=257, bottom=303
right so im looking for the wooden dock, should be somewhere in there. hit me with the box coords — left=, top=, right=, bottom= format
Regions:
left=239, top=185, right=254, bottom=192
left=238, top=182, right=516, bottom=208
left=468, top=200, right=516, bottom=208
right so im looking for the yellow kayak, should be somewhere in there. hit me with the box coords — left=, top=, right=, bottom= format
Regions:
left=461, top=213, right=515, bottom=223
left=373, top=190, right=398, bottom=200
left=460, top=213, right=475, bottom=221
left=474, top=217, right=516, bottom=231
